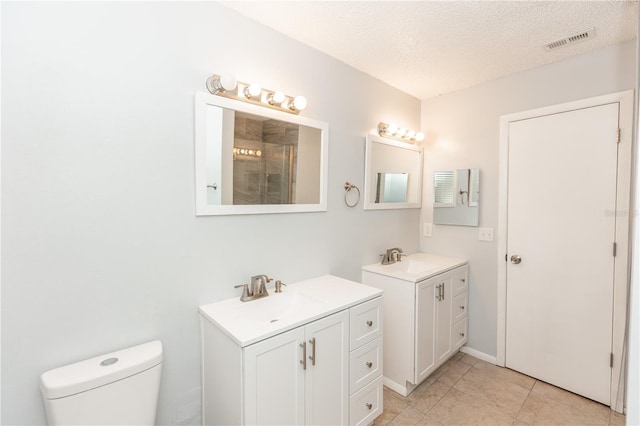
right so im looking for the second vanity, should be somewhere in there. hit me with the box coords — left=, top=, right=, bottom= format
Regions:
left=199, top=275, right=384, bottom=426
left=362, top=253, right=468, bottom=396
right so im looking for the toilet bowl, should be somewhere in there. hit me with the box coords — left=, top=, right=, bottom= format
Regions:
left=40, top=340, right=163, bottom=425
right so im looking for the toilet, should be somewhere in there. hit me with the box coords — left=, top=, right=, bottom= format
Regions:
left=40, top=340, right=163, bottom=425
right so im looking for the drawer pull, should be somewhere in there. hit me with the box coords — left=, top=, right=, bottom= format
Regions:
left=366, top=403, right=373, bottom=410
left=366, top=320, right=373, bottom=327
left=459, top=332, right=465, bottom=337
left=461, top=278, right=466, bottom=283
left=366, top=361, right=373, bottom=368
left=460, top=305, right=465, bottom=310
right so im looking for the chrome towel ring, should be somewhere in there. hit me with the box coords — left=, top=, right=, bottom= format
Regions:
left=344, top=182, right=360, bottom=208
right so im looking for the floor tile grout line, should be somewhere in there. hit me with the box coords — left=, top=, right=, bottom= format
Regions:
left=511, top=379, right=537, bottom=425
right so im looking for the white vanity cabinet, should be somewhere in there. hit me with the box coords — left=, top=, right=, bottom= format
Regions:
left=243, top=310, right=349, bottom=425
left=362, top=254, right=468, bottom=396
left=199, top=275, right=383, bottom=426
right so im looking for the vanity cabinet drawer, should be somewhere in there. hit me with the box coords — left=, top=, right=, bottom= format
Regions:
left=350, top=298, right=382, bottom=349
left=349, top=375, right=383, bottom=426
left=453, top=292, right=468, bottom=323
left=452, top=266, right=469, bottom=296
left=349, top=337, right=382, bottom=394
left=453, top=318, right=468, bottom=349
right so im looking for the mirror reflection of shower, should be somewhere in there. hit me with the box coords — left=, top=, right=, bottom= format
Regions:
left=232, top=112, right=298, bottom=205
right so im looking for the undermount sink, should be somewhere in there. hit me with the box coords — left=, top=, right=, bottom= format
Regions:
left=383, top=260, right=441, bottom=275
left=230, top=290, right=328, bottom=324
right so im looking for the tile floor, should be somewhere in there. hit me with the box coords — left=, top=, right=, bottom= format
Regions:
left=375, top=352, right=626, bottom=425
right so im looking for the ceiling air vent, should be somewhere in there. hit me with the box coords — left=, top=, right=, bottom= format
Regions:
left=544, top=28, right=595, bottom=51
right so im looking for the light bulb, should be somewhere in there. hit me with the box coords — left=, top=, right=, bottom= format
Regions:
left=248, top=149, right=254, bottom=155
left=256, top=150, right=262, bottom=157
left=387, top=123, right=398, bottom=135
left=291, top=95, right=307, bottom=111
left=271, top=91, right=286, bottom=104
left=406, top=130, right=416, bottom=139
left=397, top=128, right=407, bottom=137
left=218, top=73, right=237, bottom=91
left=415, top=132, right=425, bottom=142
left=245, top=83, right=262, bottom=98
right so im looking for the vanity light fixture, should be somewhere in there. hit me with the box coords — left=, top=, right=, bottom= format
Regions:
left=233, top=147, right=262, bottom=158
left=377, top=122, right=424, bottom=144
left=206, top=73, right=307, bottom=115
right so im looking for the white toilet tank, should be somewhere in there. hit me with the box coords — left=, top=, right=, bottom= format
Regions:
left=40, top=340, right=163, bottom=425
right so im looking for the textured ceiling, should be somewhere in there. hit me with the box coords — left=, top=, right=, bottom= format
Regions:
left=222, top=1, right=638, bottom=99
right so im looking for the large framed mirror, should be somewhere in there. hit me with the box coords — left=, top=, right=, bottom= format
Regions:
left=433, top=168, right=479, bottom=226
left=364, top=134, right=423, bottom=210
left=194, top=92, right=329, bottom=215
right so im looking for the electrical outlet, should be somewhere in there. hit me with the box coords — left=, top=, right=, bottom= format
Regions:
left=423, top=222, right=433, bottom=237
left=478, top=227, right=494, bottom=242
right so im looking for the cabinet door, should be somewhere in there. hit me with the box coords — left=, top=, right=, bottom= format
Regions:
left=305, top=310, right=349, bottom=425
left=435, top=275, right=453, bottom=364
left=414, top=277, right=436, bottom=383
left=244, top=327, right=306, bottom=425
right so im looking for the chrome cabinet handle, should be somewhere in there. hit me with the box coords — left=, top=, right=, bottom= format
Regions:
left=366, top=361, right=373, bottom=368
left=309, top=338, right=316, bottom=366
left=366, top=320, right=373, bottom=327
left=511, top=255, right=522, bottom=264
left=366, top=403, right=373, bottom=410
left=300, top=342, right=307, bottom=370
left=207, top=183, right=218, bottom=190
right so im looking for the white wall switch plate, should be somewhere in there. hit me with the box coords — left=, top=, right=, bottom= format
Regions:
left=423, top=222, right=433, bottom=237
left=478, top=227, right=494, bottom=241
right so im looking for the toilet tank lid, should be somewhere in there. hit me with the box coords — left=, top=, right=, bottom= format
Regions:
left=40, top=340, right=163, bottom=400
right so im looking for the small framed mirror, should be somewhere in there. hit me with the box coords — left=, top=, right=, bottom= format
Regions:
left=364, top=134, right=423, bottom=210
left=433, top=168, right=479, bottom=226
left=194, top=92, right=329, bottom=215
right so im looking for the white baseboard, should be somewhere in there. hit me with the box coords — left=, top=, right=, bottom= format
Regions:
left=382, top=377, right=410, bottom=397
left=459, top=346, right=497, bottom=364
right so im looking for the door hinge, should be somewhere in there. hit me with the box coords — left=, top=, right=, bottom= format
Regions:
left=610, top=352, right=614, bottom=368
left=613, top=242, right=617, bottom=257
left=616, top=128, right=621, bottom=144
left=505, top=254, right=508, bottom=262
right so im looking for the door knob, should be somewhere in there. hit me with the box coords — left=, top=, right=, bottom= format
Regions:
left=510, top=255, right=522, bottom=264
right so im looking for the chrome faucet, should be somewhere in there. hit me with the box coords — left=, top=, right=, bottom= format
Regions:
left=234, top=274, right=273, bottom=302
left=381, top=247, right=404, bottom=265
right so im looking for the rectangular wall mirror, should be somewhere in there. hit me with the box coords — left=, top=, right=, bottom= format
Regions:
left=433, top=168, right=479, bottom=226
left=194, top=92, right=329, bottom=215
left=364, top=134, right=423, bottom=210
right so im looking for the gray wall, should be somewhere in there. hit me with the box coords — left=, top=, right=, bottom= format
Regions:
left=1, top=3, right=420, bottom=424
left=420, top=40, right=636, bottom=357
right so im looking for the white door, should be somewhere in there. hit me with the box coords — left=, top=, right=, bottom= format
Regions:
left=304, top=311, right=349, bottom=425
left=506, top=102, right=619, bottom=405
left=244, top=327, right=306, bottom=425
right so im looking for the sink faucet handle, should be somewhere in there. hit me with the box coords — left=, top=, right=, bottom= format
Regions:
left=234, top=284, right=250, bottom=302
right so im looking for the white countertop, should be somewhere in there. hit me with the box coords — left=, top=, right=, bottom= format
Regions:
left=199, top=274, right=383, bottom=347
left=362, top=252, right=467, bottom=282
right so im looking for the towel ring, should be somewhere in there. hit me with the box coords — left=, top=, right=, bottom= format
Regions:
left=344, top=182, right=360, bottom=208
